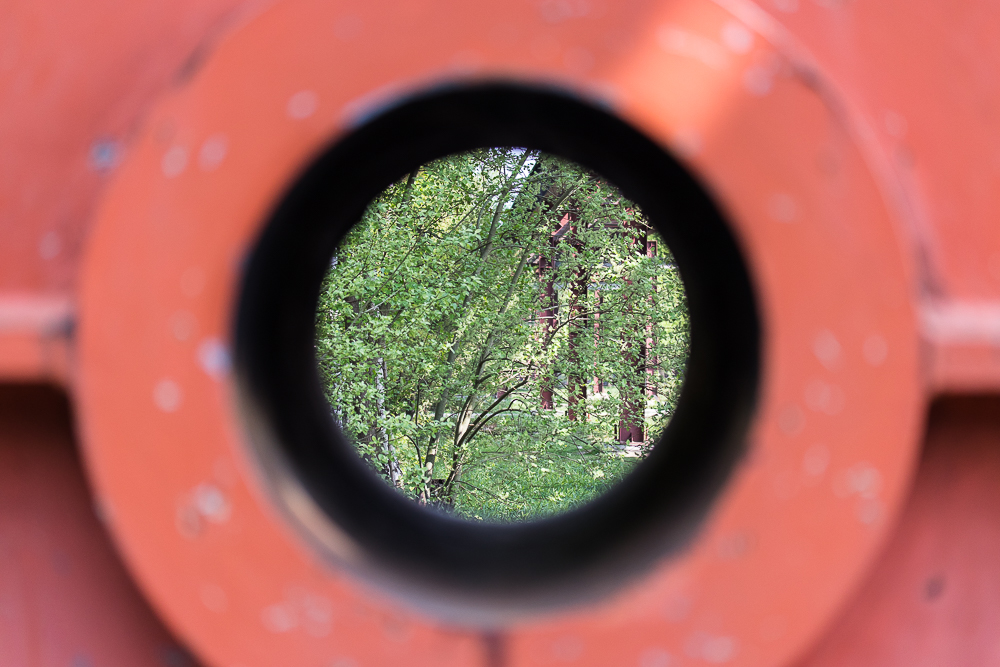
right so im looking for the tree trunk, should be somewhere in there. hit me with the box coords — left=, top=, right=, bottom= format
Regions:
left=567, top=217, right=588, bottom=422
left=419, top=149, right=532, bottom=502
left=538, top=214, right=565, bottom=411
left=593, top=289, right=603, bottom=395
left=646, top=236, right=658, bottom=401
left=375, top=355, right=401, bottom=486
left=618, top=224, right=647, bottom=445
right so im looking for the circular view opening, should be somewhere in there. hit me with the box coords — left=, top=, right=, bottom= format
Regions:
left=315, top=149, right=690, bottom=521
left=235, top=84, right=759, bottom=618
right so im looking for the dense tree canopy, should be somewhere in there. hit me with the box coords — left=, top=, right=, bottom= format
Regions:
left=315, top=148, right=689, bottom=521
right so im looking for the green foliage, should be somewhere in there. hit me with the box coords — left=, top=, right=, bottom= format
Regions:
left=315, top=148, right=689, bottom=521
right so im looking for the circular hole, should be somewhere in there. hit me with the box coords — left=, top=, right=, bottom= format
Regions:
left=235, top=83, right=759, bottom=621
left=316, top=149, right=690, bottom=522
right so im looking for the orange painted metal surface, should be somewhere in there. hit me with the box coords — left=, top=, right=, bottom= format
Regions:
left=0, top=297, right=73, bottom=385
left=76, top=1, right=921, bottom=665
left=796, top=397, right=1000, bottom=666
left=0, top=0, right=252, bottom=295
left=744, top=0, right=1000, bottom=394
left=0, top=0, right=999, bottom=666
left=0, top=0, right=254, bottom=381
left=0, top=386, right=195, bottom=667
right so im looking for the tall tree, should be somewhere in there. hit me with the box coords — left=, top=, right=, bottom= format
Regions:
left=315, top=149, right=689, bottom=521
